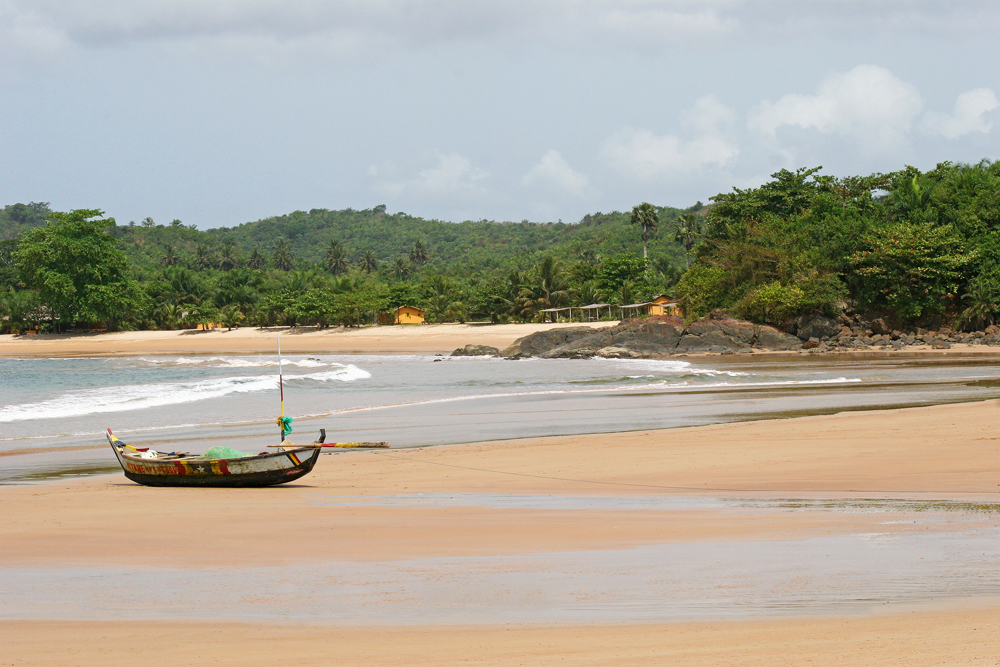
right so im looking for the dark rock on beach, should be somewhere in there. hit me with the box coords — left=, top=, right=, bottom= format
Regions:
left=792, top=315, right=841, bottom=342
left=450, top=344, right=502, bottom=357
left=498, top=315, right=803, bottom=359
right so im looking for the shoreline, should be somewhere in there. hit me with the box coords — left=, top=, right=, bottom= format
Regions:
left=4, top=323, right=1000, bottom=359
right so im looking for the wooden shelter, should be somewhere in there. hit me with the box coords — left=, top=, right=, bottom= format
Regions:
left=381, top=305, right=425, bottom=325
left=619, top=295, right=679, bottom=319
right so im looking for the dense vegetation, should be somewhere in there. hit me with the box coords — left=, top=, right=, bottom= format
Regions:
left=0, top=202, right=690, bottom=332
left=676, top=160, right=1000, bottom=330
left=2, top=158, right=998, bottom=334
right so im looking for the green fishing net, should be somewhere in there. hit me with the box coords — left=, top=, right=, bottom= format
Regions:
left=201, top=446, right=252, bottom=459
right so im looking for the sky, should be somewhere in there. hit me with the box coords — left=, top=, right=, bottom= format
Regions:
left=2, top=1, right=999, bottom=229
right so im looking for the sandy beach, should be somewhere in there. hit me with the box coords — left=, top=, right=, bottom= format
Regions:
left=4, top=323, right=1000, bottom=359
left=0, top=323, right=613, bottom=358
left=3, top=396, right=999, bottom=665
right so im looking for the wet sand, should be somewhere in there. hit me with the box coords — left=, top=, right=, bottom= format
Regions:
left=2, top=399, right=999, bottom=663
left=4, top=611, right=999, bottom=667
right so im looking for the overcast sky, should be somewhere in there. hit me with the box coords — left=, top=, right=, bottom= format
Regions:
left=2, top=1, right=999, bottom=228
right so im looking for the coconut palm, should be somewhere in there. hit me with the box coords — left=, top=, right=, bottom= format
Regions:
left=217, top=242, right=239, bottom=271
left=246, top=248, right=266, bottom=270
left=629, top=202, right=659, bottom=259
left=220, top=304, right=245, bottom=330
left=393, top=257, right=411, bottom=280
left=194, top=245, right=217, bottom=270
left=325, top=239, right=348, bottom=275
left=409, top=240, right=428, bottom=265
left=521, top=257, right=573, bottom=320
left=273, top=239, right=294, bottom=271
left=958, top=278, right=1000, bottom=331
left=360, top=250, right=378, bottom=274
left=159, top=303, right=183, bottom=330
left=162, top=244, right=179, bottom=267
left=674, top=213, right=703, bottom=269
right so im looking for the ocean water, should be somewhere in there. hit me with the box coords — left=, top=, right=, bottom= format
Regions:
left=3, top=353, right=1000, bottom=482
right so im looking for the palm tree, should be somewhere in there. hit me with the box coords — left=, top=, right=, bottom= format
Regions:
left=409, top=240, right=428, bottom=265
left=246, top=248, right=266, bottom=270
left=159, top=303, right=183, bottom=330
left=630, top=202, right=659, bottom=258
left=273, top=239, right=294, bottom=271
left=220, top=304, right=245, bottom=330
left=217, top=242, right=238, bottom=271
left=325, top=239, right=348, bottom=275
left=393, top=257, right=411, bottom=280
left=674, top=213, right=703, bottom=269
left=360, top=250, right=378, bottom=274
left=520, top=257, right=573, bottom=321
left=162, top=244, right=179, bottom=267
left=141, top=216, right=155, bottom=228
left=194, top=245, right=216, bottom=270
left=958, top=279, right=1000, bottom=331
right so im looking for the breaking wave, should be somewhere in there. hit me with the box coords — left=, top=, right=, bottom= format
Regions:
left=0, top=365, right=370, bottom=423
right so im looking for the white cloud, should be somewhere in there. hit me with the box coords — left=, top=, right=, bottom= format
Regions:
left=374, top=152, right=489, bottom=199
left=522, top=150, right=591, bottom=197
left=748, top=64, right=923, bottom=149
left=602, top=96, right=738, bottom=180
left=923, top=88, right=999, bottom=139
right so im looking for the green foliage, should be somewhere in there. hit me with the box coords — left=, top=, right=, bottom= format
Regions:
left=596, top=254, right=648, bottom=295
left=848, top=221, right=974, bottom=320
left=957, top=275, right=1000, bottom=330
left=0, top=202, right=51, bottom=240
left=674, top=265, right=729, bottom=318
left=15, top=209, right=148, bottom=330
left=733, top=282, right=805, bottom=325
left=5, top=159, right=997, bottom=332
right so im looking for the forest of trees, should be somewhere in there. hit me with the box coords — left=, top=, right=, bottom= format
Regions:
left=1, top=159, right=998, bottom=334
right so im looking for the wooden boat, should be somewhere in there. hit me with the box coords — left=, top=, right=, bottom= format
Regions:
left=106, top=429, right=321, bottom=487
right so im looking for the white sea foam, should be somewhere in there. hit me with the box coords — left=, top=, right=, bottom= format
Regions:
left=611, top=358, right=749, bottom=377
left=140, top=356, right=330, bottom=368
left=0, top=364, right=370, bottom=423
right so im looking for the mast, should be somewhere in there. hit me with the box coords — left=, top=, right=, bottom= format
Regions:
left=277, top=333, right=285, bottom=442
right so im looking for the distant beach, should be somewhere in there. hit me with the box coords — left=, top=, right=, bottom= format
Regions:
left=0, top=322, right=611, bottom=357
left=4, top=322, right=1000, bottom=359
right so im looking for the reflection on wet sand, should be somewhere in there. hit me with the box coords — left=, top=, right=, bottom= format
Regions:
left=3, top=496, right=997, bottom=624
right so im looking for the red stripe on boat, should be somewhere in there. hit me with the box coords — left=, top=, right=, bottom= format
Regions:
left=219, top=460, right=230, bottom=475
left=174, top=461, right=187, bottom=475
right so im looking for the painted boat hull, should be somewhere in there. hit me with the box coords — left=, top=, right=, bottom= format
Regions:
left=107, top=430, right=321, bottom=487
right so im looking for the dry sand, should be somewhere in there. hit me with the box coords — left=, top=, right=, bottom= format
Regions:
left=3, top=399, right=1000, bottom=664
left=4, top=323, right=1000, bottom=359
left=0, top=322, right=611, bottom=357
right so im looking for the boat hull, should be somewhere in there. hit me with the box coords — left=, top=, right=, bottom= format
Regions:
left=108, top=431, right=321, bottom=487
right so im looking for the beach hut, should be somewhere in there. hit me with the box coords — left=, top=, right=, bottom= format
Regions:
left=388, top=305, right=425, bottom=324
left=577, top=303, right=615, bottom=322
left=618, top=295, right=680, bottom=319
left=648, top=295, right=679, bottom=316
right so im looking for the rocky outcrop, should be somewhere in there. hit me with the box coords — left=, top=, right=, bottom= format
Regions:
left=499, top=326, right=597, bottom=359
left=499, top=316, right=803, bottom=359
left=792, top=315, right=841, bottom=342
left=450, top=344, right=501, bottom=357
left=477, top=315, right=1000, bottom=360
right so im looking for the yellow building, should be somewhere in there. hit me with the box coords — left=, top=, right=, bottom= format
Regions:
left=390, top=305, right=425, bottom=324
left=648, top=295, right=679, bottom=316
left=619, top=295, right=680, bottom=319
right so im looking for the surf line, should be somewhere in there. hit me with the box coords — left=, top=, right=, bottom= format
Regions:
left=369, top=451, right=795, bottom=493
